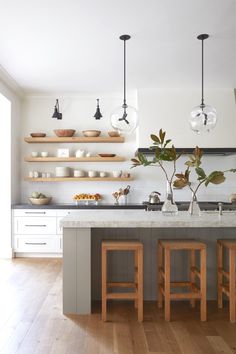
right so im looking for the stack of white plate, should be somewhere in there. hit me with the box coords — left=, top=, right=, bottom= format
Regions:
left=55, top=167, right=70, bottom=177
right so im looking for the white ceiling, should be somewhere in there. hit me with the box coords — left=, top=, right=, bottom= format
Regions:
left=0, top=0, right=236, bottom=94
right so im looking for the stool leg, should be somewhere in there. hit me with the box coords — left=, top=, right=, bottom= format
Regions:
left=190, top=249, right=196, bottom=308
left=164, top=248, right=171, bottom=321
left=137, top=246, right=143, bottom=322
left=102, top=246, right=107, bottom=321
left=217, top=242, right=223, bottom=309
left=229, top=249, right=236, bottom=323
left=134, top=249, right=138, bottom=309
left=200, top=248, right=207, bottom=321
left=157, top=242, right=163, bottom=309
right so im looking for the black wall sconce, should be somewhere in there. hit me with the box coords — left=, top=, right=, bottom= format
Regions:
left=52, top=99, right=62, bottom=120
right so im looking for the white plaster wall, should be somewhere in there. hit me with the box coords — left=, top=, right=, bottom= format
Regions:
left=0, top=80, right=21, bottom=203
left=21, top=89, right=236, bottom=204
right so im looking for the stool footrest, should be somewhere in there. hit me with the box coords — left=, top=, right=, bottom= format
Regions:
left=218, top=268, right=230, bottom=279
left=170, top=292, right=201, bottom=300
left=107, top=282, right=136, bottom=288
left=106, top=292, right=137, bottom=300
left=191, top=266, right=201, bottom=279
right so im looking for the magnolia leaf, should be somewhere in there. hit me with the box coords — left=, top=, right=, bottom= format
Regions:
left=173, top=179, right=188, bottom=188
left=228, top=168, right=236, bottom=173
left=195, top=167, right=206, bottom=179
left=131, top=158, right=140, bottom=164
left=164, top=139, right=172, bottom=147
left=185, top=161, right=195, bottom=167
left=175, top=173, right=185, bottom=179
left=150, top=134, right=160, bottom=143
left=205, top=171, right=226, bottom=186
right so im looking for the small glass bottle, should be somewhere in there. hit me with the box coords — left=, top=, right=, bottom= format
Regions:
left=161, top=181, right=178, bottom=216
left=188, top=193, right=201, bottom=216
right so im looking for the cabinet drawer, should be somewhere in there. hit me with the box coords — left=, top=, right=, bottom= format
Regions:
left=14, top=217, right=57, bottom=235
left=14, top=235, right=61, bottom=252
left=14, top=209, right=57, bottom=217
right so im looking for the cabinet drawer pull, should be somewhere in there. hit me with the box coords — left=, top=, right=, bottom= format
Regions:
left=25, top=212, right=46, bottom=214
left=25, top=242, right=47, bottom=245
left=25, top=224, right=47, bottom=227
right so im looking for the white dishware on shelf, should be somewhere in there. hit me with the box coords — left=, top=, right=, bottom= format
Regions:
left=29, top=171, right=34, bottom=178
left=99, top=171, right=106, bottom=177
left=74, top=170, right=85, bottom=177
left=46, top=172, right=51, bottom=178
left=112, top=170, right=122, bottom=178
left=55, top=166, right=70, bottom=177
left=33, top=171, right=39, bottom=178
left=41, top=152, right=48, bottom=157
left=42, top=172, right=46, bottom=178
left=31, top=152, right=38, bottom=157
left=86, top=152, right=91, bottom=157
left=88, top=170, right=98, bottom=178
left=75, top=149, right=85, bottom=158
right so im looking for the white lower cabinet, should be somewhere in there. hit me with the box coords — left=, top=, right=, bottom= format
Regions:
left=12, top=209, right=71, bottom=257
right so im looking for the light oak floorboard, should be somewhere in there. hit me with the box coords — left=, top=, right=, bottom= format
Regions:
left=1, top=259, right=236, bottom=354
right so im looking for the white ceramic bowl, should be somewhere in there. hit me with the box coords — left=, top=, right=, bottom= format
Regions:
left=31, top=152, right=38, bottom=157
left=88, top=170, right=98, bottom=177
left=99, top=171, right=106, bottom=177
left=82, top=130, right=101, bottom=137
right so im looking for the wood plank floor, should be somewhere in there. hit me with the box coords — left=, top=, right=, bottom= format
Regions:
left=0, top=258, right=235, bottom=354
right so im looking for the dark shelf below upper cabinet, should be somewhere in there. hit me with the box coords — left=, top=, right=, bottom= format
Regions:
left=137, top=148, right=236, bottom=156
left=12, top=203, right=146, bottom=210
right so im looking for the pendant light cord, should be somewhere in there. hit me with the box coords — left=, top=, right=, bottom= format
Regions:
left=123, top=39, right=127, bottom=108
left=201, top=39, right=204, bottom=107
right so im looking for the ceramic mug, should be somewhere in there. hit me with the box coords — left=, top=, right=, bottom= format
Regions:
left=31, top=152, right=38, bottom=157
left=75, top=149, right=85, bottom=158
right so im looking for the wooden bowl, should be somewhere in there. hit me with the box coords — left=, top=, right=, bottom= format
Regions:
left=82, top=130, right=101, bottom=137
left=54, top=129, right=76, bottom=137
left=30, top=133, right=46, bottom=138
left=108, top=131, right=120, bottom=137
left=98, top=154, right=116, bottom=157
left=29, top=197, right=52, bottom=205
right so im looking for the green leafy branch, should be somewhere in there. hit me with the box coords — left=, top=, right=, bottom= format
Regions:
left=131, top=129, right=181, bottom=201
left=173, top=146, right=236, bottom=199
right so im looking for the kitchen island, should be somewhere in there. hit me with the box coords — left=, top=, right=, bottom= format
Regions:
left=61, top=210, right=236, bottom=315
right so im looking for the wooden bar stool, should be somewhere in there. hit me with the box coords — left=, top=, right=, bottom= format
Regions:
left=157, top=239, right=207, bottom=321
left=217, top=239, right=236, bottom=323
left=101, top=240, right=143, bottom=322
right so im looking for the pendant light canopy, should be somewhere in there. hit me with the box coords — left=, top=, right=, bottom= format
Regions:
left=52, top=99, right=62, bottom=120
left=93, top=98, right=103, bottom=120
left=110, top=34, right=138, bottom=134
left=189, top=34, right=217, bottom=134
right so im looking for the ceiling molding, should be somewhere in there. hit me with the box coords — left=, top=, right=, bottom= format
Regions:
left=0, top=64, right=24, bottom=98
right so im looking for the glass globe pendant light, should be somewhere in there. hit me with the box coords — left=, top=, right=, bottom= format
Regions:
left=189, top=34, right=217, bottom=134
left=110, top=35, right=138, bottom=134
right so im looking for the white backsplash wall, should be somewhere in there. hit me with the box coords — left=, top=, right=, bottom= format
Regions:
left=21, top=91, right=236, bottom=204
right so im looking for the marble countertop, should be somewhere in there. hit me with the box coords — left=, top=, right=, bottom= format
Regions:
left=60, top=210, right=236, bottom=228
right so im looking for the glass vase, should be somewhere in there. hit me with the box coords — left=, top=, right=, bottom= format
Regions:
left=188, top=193, right=201, bottom=216
left=161, top=181, right=178, bottom=216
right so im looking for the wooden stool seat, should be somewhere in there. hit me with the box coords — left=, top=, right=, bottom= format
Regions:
left=217, top=239, right=236, bottom=323
left=157, top=239, right=207, bottom=321
left=102, top=240, right=143, bottom=322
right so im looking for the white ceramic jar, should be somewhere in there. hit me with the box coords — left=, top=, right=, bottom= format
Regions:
left=88, top=171, right=97, bottom=177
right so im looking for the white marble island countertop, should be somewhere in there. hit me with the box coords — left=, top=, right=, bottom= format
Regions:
left=61, top=210, right=236, bottom=228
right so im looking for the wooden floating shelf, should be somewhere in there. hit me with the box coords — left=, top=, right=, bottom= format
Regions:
left=24, top=177, right=133, bottom=182
left=24, top=136, right=124, bottom=143
left=25, top=156, right=126, bottom=162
